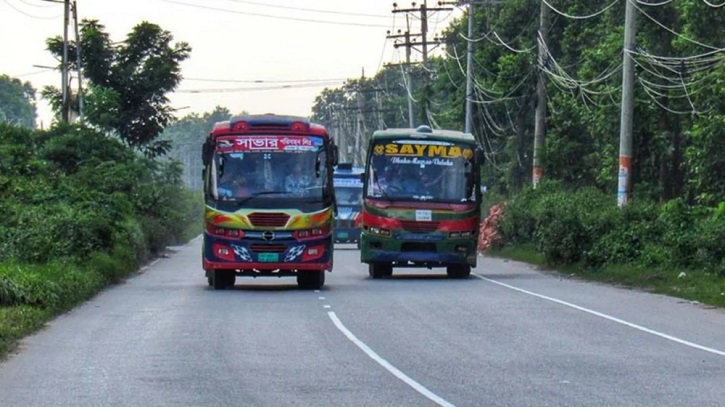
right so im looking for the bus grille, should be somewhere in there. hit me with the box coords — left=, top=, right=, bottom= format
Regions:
left=400, top=220, right=439, bottom=233
left=401, top=242, right=437, bottom=252
left=248, top=212, right=290, bottom=227
left=250, top=244, right=287, bottom=253
left=336, top=219, right=354, bottom=228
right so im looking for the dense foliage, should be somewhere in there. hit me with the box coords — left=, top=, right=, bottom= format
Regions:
left=0, top=122, right=202, bottom=354
left=495, top=181, right=724, bottom=285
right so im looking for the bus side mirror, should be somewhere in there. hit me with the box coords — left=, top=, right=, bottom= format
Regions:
left=202, top=139, right=214, bottom=166
left=475, top=148, right=485, bottom=165
left=331, top=145, right=339, bottom=166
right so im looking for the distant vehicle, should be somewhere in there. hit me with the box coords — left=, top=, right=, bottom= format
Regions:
left=359, top=125, right=484, bottom=279
left=201, top=114, right=338, bottom=289
left=332, top=163, right=364, bottom=246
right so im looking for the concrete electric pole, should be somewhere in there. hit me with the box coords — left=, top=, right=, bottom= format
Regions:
left=618, top=0, right=637, bottom=206
left=532, top=0, right=550, bottom=188
left=386, top=25, right=415, bottom=127
left=61, top=0, right=71, bottom=123
left=391, top=1, right=451, bottom=126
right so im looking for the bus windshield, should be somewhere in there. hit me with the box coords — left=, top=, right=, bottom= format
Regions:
left=209, top=135, right=328, bottom=201
left=335, top=186, right=363, bottom=206
left=366, top=139, right=475, bottom=202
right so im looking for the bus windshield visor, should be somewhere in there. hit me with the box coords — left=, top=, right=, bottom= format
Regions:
left=366, top=140, right=476, bottom=202
left=209, top=135, right=328, bottom=200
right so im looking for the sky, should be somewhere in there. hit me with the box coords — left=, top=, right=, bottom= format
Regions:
left=0, top=0, right=462, bottom=128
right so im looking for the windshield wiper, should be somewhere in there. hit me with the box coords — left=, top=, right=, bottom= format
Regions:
left=234, top=190, right=289, bottom=206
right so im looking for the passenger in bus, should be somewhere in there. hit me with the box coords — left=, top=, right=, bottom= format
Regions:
left=285, top=162, right=313, bottom=196
left=399, top=166, right=425, bottom=194
left=218, top=174, right=251, bottom=198
left=374, top=165, right=401, bottom=195
left=418, top=167, right=443, bottom=197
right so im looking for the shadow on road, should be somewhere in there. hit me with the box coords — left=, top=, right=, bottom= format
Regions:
left=203, top=283, right=329, bottom=292
left=374, top=273, right=462, bottom=281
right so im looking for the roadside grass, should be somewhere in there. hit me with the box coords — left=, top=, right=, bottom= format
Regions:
left=0, top=306, right=49, bottom=358
left=485, top=245, right=725, bottom=309
left=0, top=261, right=106, bottom=360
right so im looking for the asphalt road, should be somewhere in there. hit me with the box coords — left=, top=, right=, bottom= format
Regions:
left=1, top=237, right=724, bottom=406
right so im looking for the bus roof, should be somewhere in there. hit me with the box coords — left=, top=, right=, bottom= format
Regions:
left=371, top=125, right=476, bottom=144
left=209, top=114, right=330, bottom=139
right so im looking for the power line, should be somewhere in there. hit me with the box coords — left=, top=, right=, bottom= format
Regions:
left=159, top=0, right=391, bottom=28
left=18, top=0, right=55, bottom=7
left=2, top=0, right=61, bottom=18
left=176, top=81, right=345, bottom=93
left=541, top=0, right=619, bottom=20
left=217, top=0, right=392, bottom=19
left=183, top=76, right=349, bottom=84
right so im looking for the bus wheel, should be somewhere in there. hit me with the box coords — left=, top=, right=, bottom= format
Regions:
left=211, top=270, right=235, bottom=289
left=369, top=263, right=392, bottom=279
left=446, top=264, right=471, bottom=279
left=297, top=271, right=325, bottom=290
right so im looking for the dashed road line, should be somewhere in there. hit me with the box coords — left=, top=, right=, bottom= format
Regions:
left=328, top=311, right=457, bottom=407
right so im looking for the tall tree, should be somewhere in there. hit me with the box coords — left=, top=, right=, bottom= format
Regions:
left=0, top=75, right=37, bottom=129
left=43, top=20, right=190, bottom=156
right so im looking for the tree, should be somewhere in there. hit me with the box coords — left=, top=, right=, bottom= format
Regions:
left=43, top=20, right=190, bottom=156
left=0, top=75, right=37, bottom=129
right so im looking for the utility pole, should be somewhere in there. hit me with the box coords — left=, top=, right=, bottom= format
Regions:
left=618, top=0, right=637, bottom=206
left=532, top=0, right=550, bottom=188
left=355, top=68, right=367, bottom=167
left=464, top=1, right=475, bottom=134
left=391, top=1, right=451, bottom=126
left=72, top=0, right=84, bottom=121
left=386, top=26, right=415, bottom=127
left=375, top=90, right=386, bottom=130
left=61, top=0, right=71, bottom=123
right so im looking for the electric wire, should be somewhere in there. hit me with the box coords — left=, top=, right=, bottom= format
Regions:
left=541, top=0, right=619, bottom=20
left=159, top=0, right=391, bottom=28
left=2, top=0, right=61, bottom=18
left=217, top=0, right=392, bottom=18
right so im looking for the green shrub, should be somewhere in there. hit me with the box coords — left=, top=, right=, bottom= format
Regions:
left=0, top=275, right=27, bottom=306
left=497, top=180, right=564, bottom=245
left=532, top=188, right=613, bottom=265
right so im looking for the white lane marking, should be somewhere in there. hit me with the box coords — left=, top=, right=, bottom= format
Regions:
left=328, top=312, right=456, bottom=407
left=473, top=274, right=725, bottom=357
left=319, top=296, right=326, bottom=300
left=324, top=305, right=331, bottom=309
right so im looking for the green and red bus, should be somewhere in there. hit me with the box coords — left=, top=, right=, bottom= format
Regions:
left=359, top=125, right=484, bottom=278
left=201, top=115, right=338, bottom=289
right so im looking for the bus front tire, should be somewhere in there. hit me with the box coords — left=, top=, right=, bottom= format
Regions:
left=446, top=264, right=471, bottom=279
left=297, top=270, right=325, bottom=290
left=211, top=270, right=235, bottom=289
left=369, top=263, right=392, bottom=279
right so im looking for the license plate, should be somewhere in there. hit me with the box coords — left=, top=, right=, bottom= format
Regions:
left=258, top=253, right=279, bottom=262
left=337, top=232, right=349, bottom=239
